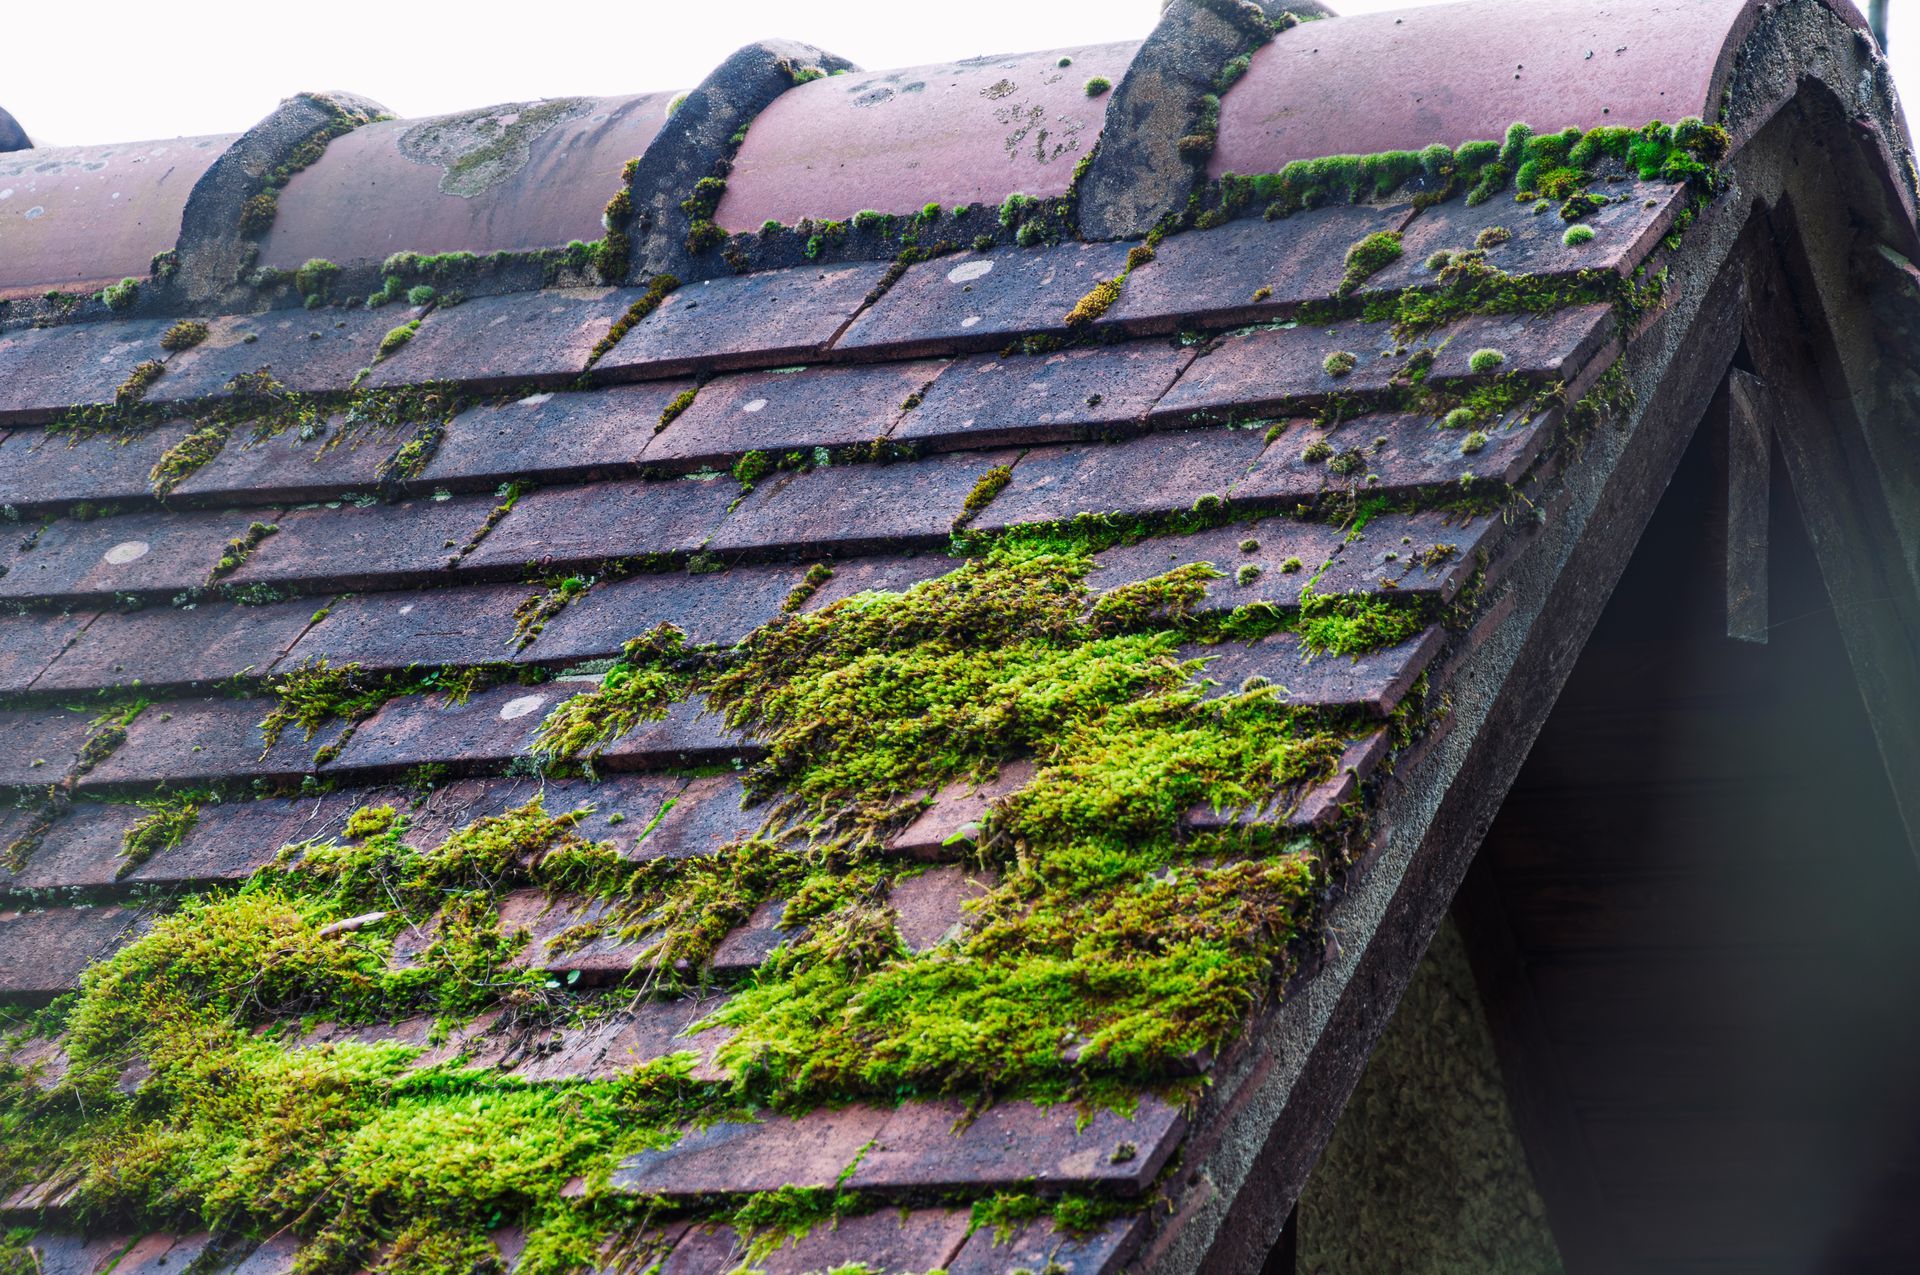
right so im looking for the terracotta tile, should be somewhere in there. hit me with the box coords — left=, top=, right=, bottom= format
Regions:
left=0, top=905, right=145, bottom=998
left=458, top=478, right=735, bottom=577
left=0, top=507, right=270, bottom=603
left=362, top=288, right=638, bottom=390
left=898, top=340, right=1196, bottom=451
left=835, top=240, right=1134, bottom=359
left=8, top=803, right=148, bottom=891
left=327, top=683, right=562, bottom=779
left=965, top=429, right=1271, bottom=535
left=225, top=495, right=495, bottom=593
left=632, top=775, right=766, bottom=862
left=709, top=449, right=1022, bottom=557
left=169, top=417, right=410, bottom=506
left=8, top=1232, right=137, bottom=1275
left=888, top=760, right=1036, bottom=857
left=1180, top=626, right=1445, bottom=717
left=888, top=865, right=992, bottom=953
left=35, top=597, right=317, bottom=693
left=0, top=708, right=94, bottom=787
left=1309, top=509, right=1501, bottom=600
left=945, top=1214, right=1146, bottom=1274
left=115, top=1233, right=217, bottom=1275
left=152, top=309, right=396, bottom=402
left=709, top=898, right=799, bottom=973
left=642, top=360, right=944, bottom=470
left=1152, top=319, right=1435, bottom=426
left=285, top=584, right=527, bottom=673
left=79, top=698, right=351, bottom=792
left=0, top=424, right=192, bottom=512
left=0, top=608, right=94, bottom=693
left=1233, top=409, right=1554, bottom=507
left=596, top=265, right=891, bottom=380
left=796, top=555, right=956, bottom=610
left=580, top=994, right=732, bottom=1081
left=610, top=1105, right=892, bottom=1196
left=1377, top=181, right=1687, bottom=290
left=1083, top=519, right=1349, bottom=613
left=665, top=1208, right=971, bottom=1275
left=128, top=792, right=368, bottom=887
left=218, top=1234, right=301, bottom=1275
left=1184, top=729, right=1392, bottom=832
left=417, top=383, right=692, bottom=491
left=0, top=318, right=175, bottom=424
left=1108, top=204, right=1411, bottom=333
left=395, top=775, right=684, bottom=859
left=847, top=1095, right=1186, bottom=1193
left=596, top=698, right=754, bottom=771
left=526, top=564, right=803, bottom=666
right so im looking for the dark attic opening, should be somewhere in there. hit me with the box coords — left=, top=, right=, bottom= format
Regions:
left=1290, top=364, right=1920, bottom=1274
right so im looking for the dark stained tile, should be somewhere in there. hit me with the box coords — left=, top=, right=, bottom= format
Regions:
left=596, top=265, right=892, bottom=380
left=964, top=429, right=1270, bottom=535
left=0, top=425, right=192, bottom=513
left=946, top=1214, right=1146, bottom=1274
left=224, top=495, right=495, bottom=593
left=1233, top=409, right=1554, bottom=507
left=150, top=309, right=398, bottom=402
left=1375, top=181, right=1686, bottom=290
left=78, top=699, right=351, bottom=792
left=630, top=775, right=766, bottom=862
left=0, top=1233, right=137, bottom=1275
left=798, top=555, right=957, bottom=610
left=114, top=1233, right=217, bottom=1275
left=610, top=1105, right=894, bottom=1195
left=0, top=905, right=146, bottom=998
left=1107, top=203, right=1411, bottom=334
left=34, top=597, right=318, bottom=693
left=897, top=340, right=1197, bottom=450
left=0, top=508, right=270, bottom=603
left=216, top=1235, right=300, bottom=1275
left=416, top=383, right=693, bottom=492
left=0, top=318, right=174, bottom=424
left=888, top=865, right=991, bottom=953
left=7, top=802, right=147, bottom=891
left=664, top=1209, right=971, bottom=1275
left=708, top=449, right=1022, bottom=557
left=0, top=708, right=94, bottom=788
left=847, top=1096, right=1186, bottom=1193
left=1179, top=625, right=1445, bottom=716
left=1152, top=320, right=1432, bottom=426
left=641, top=360, right=944, bottom=470
left=0, top=609, right=94, bottom=694
left=128, top=792, right=369, bottom=888
left=327, top=683, right=564, bottom=779
left=458, top=478, right=736, bottom=576
left=168, top=417, right=410, bottom=507
left=834, top=240, right=1135, bottom=359
left=284, top=584, right=528, bottom=673
left=362, top=289, right=638, bottom=390
left=526, top=565, right=805, bottom=664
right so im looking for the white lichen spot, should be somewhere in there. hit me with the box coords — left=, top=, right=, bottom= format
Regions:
left=499, top=694, right=547, bottom=722
left=517, top=393, right=554, bottom=407
left=947, top=259, right=995, bottom=284
left=960, top=315, right=983, bottom=328
left=102, top=541, right=150, bottom=565
left=741, top=398, right=769, bottom=413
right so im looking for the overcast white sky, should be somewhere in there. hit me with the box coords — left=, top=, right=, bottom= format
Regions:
left=4, top=0, right=1913, bottom=146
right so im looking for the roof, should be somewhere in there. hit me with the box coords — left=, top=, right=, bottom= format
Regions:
left=4, top=0, right=1919, bottom=1271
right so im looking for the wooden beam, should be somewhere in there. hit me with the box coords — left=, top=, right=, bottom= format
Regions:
left=1720, top=371, right=1773, bottom=643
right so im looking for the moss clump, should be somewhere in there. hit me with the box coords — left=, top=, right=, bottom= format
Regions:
left=296, top=258, right=341, bottom=307
left=115, top=360, right=165, bottom=407
left=1322, top=351, right=1358, bottom=378
left=238, top=191, right=279, bottom=236
left=1235, top=563, right=1262, bottom=586
left=160, top=319, right=210, bottom=351
left=733, top=449, right=773, bottom=492
left=1461, top=430, right=1489, bottom=455
left=1302, top=438, right=1334, bottom=463
left=1563, top=224, right=1596, bottom=247
left=1084, top=76, right=1112, bottom=96
left=98, top=278, right=140, bottom=312
left=118, top=797, right=201, bottom=877
left=1064, top=277, right=1124, bottom=328
left=1467, top=348, right=1507, bottom=374
left=588, top=273, right=678, bottom=366
left=1339, top=231, right=1402, bottom=295
left=209, top=521, right=278, bottom=581
left=955, top=464, right=1013, bottom=527
left=1280, top=557, right=1303, bottom=574
left=1442, top=407, right=1475, bottom=430
left=682, top=176, right=729, bottom=255
left=1474, top=226, right=1511, bottom=249
left=657, top=388, right=698, bottom=433
left=378, top=320, right=421, bottom=359
left=406, top=285, right=437, bottom=306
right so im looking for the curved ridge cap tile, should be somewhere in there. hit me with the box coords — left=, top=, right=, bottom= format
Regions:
left=715, top=40, right=1144, bottom=232
left=0, top=132, right=235, bottom=297
left=628, top=39, right=860, bottom=282
left=1209, top=0, right=1864, bottom=177
left=259, top=91, right=682, bottom=270
left=0, top=105, right=27, bottom=152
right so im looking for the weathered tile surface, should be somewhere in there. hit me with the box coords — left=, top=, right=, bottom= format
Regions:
left=1180, top=626, right=1445, bottom=716
left=527, top=565, right=804, bottom=663
left=327, top=683, right=563, bottom=778
left=629, top=775, right=764, bottom=862
left=34, top=597, right=317, bottom=693
left=834, top=240, right=1134, bottom=358
left=0, top=609, right=94, bottom=693
left=6, top=802, right=147, bottom=891
left=965, top=429, right=1271, bottom=535
left=0, top=508, right=270, bottom=603
left=709, top=450, right=1021, bottom=557
left=0, top=318, right=174, bottom=423
left=897, top=341, right=1196, bottom=450
left=128, top=792, right=369, bottom=887
left=1376, top=181, right=1686, bottom=290
left=0, top=708, right=95, bottom=787
left=597, top=265, right=891, bottom=379
left=0, top=425, right=191, bottom=512
left=168, top=418, right=409, bottom=506
left=0, top=905, right=145, bottom=998
left=797, top=555, right=957, bottom=609
left=152, top=309, right=399, bottom=402
left=664, top=1209, right=971, bottom=1275
left=458, top=479, right=735, bottom=576
left=396, top=775, right=684, bottom=858
left=1233, top=409, right=1554, bottom=507
left=284, top=584, right=527, bottom=672
left=224, top=495, right=495, bottom=593
left=363, top=289, right=637, bottom=389
left=417, top=384, right=692, bottom=491
left=946, top=1215, right=1145, bottom=1274
left=78, top=699, right=350, bottom=791
left=888, top=760, right=1035, bottom=857
left=642, top=360, right=944, bottom=469
left=611, top=1106, right=894, bottom=1195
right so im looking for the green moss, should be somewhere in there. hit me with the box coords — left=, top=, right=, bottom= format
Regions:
left=160, top=319, right=210, bottom=351
left=100, top=278, right=140, bottom=312
left=956, top=464, right=1014, bottom=527
left=1442, top=407, right=1475, bottom=430
left=1467, top=348, right=1507, bottom=374
left=378, top=320, right=421, bottom=359
left=149, top=422, right=234, bottom=496
left=1322, top=351, right=1357, bottom=378
left=1339, top=231, right=1403, bottom=295
left=115, top=360, right=165, bottom=407
left=657, top=388, right=698, bottom=433
left=407, top=285, right=437, bottom=306
left=239, top=191, right=279, bottom=236
left=733, top=449, right=773, bottom=492
left=1461, top=430, right=1489, bottom=455
left=1474, top=226, right=1511, bottom=249
left=588, top=273, right=679, bottom=366
left=1084, top=76, right=1112, bottom=96
left=296, top=258, right=341, bottom=307
left=1563, top=224, right=1596, bottom=247
left=118, top=797, right=201, bottom=877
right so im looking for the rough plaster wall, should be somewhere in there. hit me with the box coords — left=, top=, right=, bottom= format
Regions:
left=1297, top=917, right=1561, bottom=1275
